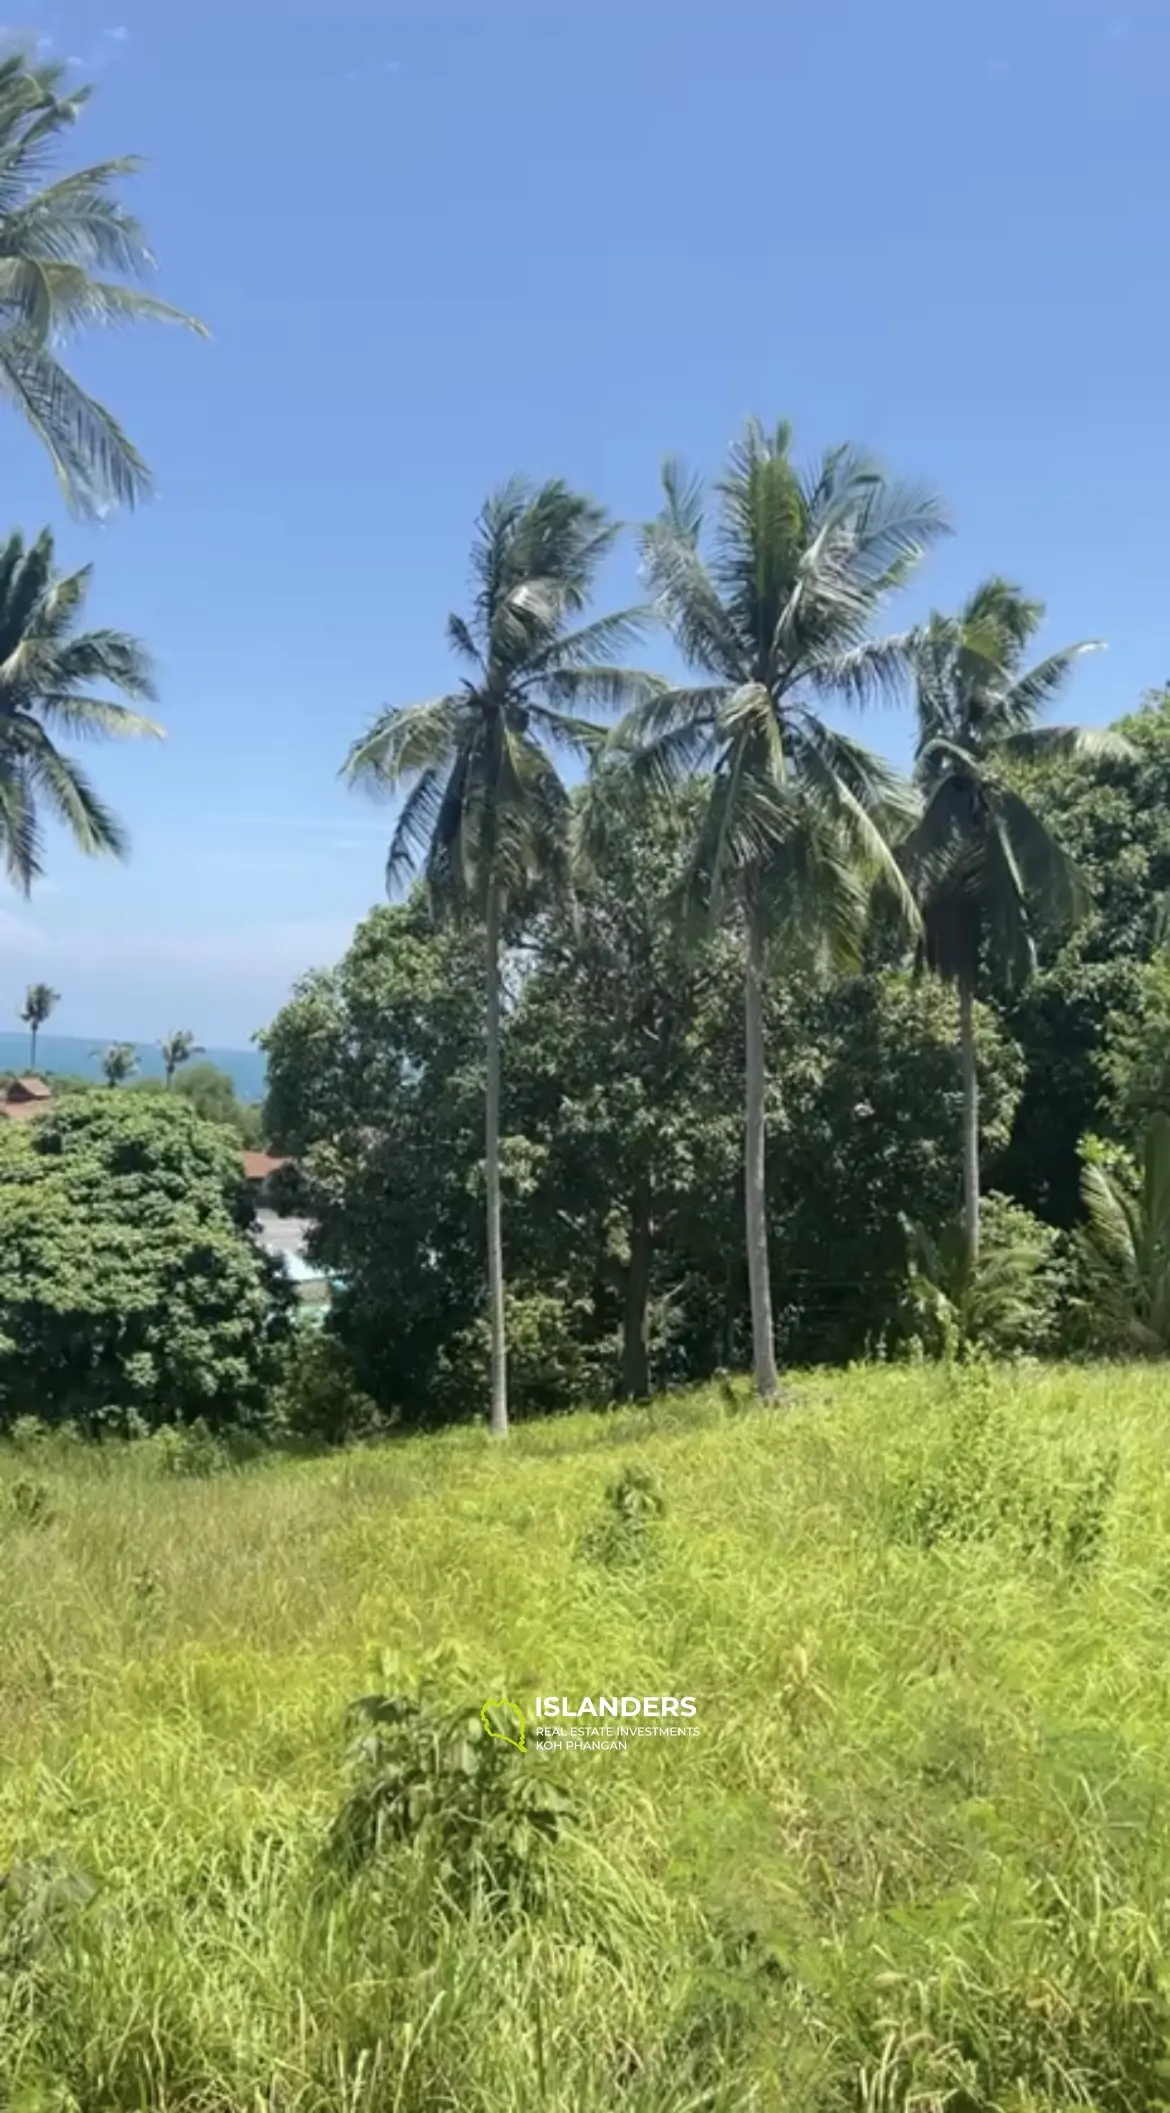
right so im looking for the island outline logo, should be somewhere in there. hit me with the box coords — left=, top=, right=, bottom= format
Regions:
left=480, top=1697, right=526, bottom=1752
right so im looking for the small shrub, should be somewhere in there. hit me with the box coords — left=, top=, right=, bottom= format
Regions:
left=147, top=1418, right=230, bottom=1479
left=271, top=1332, right=385, bottom=1447
left=432, top=1285, right=611, bottom=1422
left=902, top=1193, right=1070, bottom=1361
left=6, top=1476, right=53, bottom=1527
left=578, top=1463, right=666, bottom=1567
left=328, top=1682, right=574, bottom=1915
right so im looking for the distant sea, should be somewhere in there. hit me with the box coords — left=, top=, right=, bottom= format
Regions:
left=0, top=1033, right=266, bottom=1101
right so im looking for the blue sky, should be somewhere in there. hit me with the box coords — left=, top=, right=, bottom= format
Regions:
left=1, top=0, right=1166, bottom=1044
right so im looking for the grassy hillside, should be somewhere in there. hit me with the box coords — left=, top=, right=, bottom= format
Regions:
left=2, top=1365, right=1170, bottom=2109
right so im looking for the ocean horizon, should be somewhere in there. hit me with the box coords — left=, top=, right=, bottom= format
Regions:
left=0, top=1033, right=267, bottom=1101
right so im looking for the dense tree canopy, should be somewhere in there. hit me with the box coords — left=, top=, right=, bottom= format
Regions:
left=0, top=1093, right=290, bottom=1430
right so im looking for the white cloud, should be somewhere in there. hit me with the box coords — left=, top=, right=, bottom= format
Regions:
left=104, top=24, right=130, bottom=40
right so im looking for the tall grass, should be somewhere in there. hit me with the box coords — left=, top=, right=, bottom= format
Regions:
left=2, top=1364, right=1170, bottom=2108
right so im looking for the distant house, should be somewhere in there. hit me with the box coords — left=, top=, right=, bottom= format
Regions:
left=0, top=1076, right=53, bottom=1122
left=242, top=1149, right=292, bottom=1201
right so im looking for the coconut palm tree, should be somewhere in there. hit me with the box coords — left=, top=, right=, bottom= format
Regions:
left=160, top=1028, right=204, bottom=1088
left=616, top=419, right=945, bottom=1398
left=903, top=579, right=1123, bottom=1263
left=0, top=47, right=206, bottom=514
left=18, top=978, right=58, bottom=1067
left=95, top=1040, right=137, bottom=1087
left=343, top=478, right=655, bottom=1435
left=1078, top=1118, right=1170, bottom=1353
left=0, top=527, right=160, bottom=893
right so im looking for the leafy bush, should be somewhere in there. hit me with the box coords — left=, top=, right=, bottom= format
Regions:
left=432, top=1284, right=612, bottom=1423
left=270, top=1331, right=385, bottom=1447
left=329, top=1671, right=574, bottom=1915
left=902, top=1192, right=1070, bottom=1360
left=0, top=1094, right=292, bottom=1432
left=578, top=1462, right=666, bottom=1567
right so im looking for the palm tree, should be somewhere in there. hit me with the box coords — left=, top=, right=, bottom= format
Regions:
left=1079, top=1117, right=1170, bottom=1353
left=904, top=579, right=1123, bottom=1263
left=343, top=478, right=654, bottom=1435
left=95, top=1041, right=137, bottom=1087
left=18, top=978, right=58, bottom=1067
left=0, top=528, right=160, bottom=893
left=160, top=1028, right=204, bottom=1088
left=617, top=419, right=945, bottom=1398
left=0, top=47, right=206, bottom=514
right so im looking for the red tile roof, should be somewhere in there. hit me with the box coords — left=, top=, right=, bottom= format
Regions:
left=243, top=1150, right=291, bottom=1182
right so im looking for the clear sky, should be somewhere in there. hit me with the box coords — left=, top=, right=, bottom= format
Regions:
left=0, top=0, right=1166, bottom=1044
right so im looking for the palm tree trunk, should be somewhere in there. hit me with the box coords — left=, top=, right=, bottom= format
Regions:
left=485, top=877, right=509, bottom=1437
left=744, top=904, right=779, bottom=1399
left=958, top=969, right=980, bottom=1265
left=621, top=1169, right=653, bottom=1401
left=29, top=1026, right=36, bottom=1070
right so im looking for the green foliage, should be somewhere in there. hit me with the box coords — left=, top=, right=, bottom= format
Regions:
left=0, top=46, right=206, bottom=515
left=1, top=1368, right=1168, bottom=2107
left=998, top=687, right=1170, bottom=1220
left=905, top=575, right=1116, bottom=992
left=270, top=1331, right=385, bottom=1446
left=884, top=1374, right=1118, bottom=1573
left=329, top=1670, right=574, bottom=1915
left=903, top=1191, right=1068, bottom=1360
left=1076, top=1114, right=1170, bottom=1353
left=134, top=1059, right=263, bottom=1144
left=578, top=1461, right=666, bottom=1566
left=433, top=1284, right=613, bottom=1423
left=0, top=1092, right=291, bottom=1430
left=158, top=1028, right=203, bottom=1086
left=0, top=529, right=160, bottom=894
left=94, top=1040, right=137, bottom=1087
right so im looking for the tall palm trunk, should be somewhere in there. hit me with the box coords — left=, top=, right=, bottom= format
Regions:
left=484, top=876, right=509, bottom=1436
left=958, top=968, right=980, bottom=1265
left=744, top=901, right=779, bottom=1399
left=621, top=1168, right=653, bottom=1401
left=28, top=1026, right=37, bottom=1069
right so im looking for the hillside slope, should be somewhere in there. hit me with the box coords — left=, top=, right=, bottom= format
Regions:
left=2, top=1365, right=1169, bottom=2109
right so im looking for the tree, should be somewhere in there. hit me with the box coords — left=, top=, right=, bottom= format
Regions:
left=508, top=774, right=743, bottom=1399
left=0, top=46, right=206, bottom=515
left=619, top=418, right=943, bottom=1397
left=342, top=478, right=653, bottom=1435
left=18, top=978, right=58, bottom=1067
left=96, top=1041, right=137, bottom=1087
left=1077, top=1118, right=1170, bottom=1354
left=0, top=528, right=160, bottom=893
left=998, top=688, right=1170, bottom=1222
left=134, top=1060, right=263, bottom=1145
left=160, top=1029, right=204, bottom=1088
left=904, top=578, right=1121, bottom=1262
left=0, top=1093, right=290, bottom=1430
left=261, top=903, right=489, bottom=1422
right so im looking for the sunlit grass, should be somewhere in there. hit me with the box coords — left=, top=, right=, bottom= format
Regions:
left=2, top=1363, right=1170, bottom=2107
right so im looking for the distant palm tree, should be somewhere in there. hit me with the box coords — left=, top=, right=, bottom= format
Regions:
left=160, top=1028, right=204, bottom=1088
left=95, top=1041, right=137, bottom=1087
left=0, top=527, right=160, bottom=893
left=904, top=579, right=1124, bottom=1262
left=343, top=477, right=654, bottom=1436
left=0, top=47, right=206, bottom=514
left=618, top=419, right=944, bottom=1397
left=18, top=978, right=58, bottom=1067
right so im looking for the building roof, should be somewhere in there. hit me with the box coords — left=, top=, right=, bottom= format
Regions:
left=242, top=1150, right=291, bottom=1182
left=6, top=1076, right=52, bottom=1102
left=0, top=1077, right=54, bottom=1120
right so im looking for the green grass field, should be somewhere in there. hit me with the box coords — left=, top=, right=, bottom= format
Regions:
left=3, top=1364, right=1170, bottom=2110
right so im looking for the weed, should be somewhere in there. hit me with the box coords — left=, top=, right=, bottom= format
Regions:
left=578, top=1462, right=665, bottom=1566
